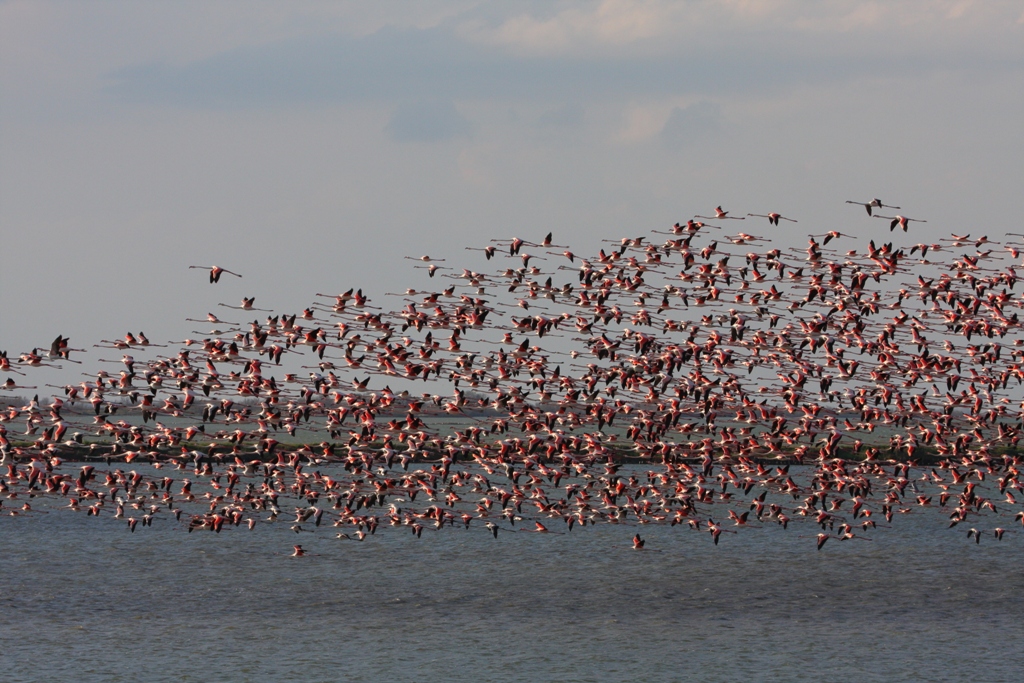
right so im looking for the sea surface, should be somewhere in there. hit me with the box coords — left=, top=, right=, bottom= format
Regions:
left=2, top=465, right=1022, bottom=683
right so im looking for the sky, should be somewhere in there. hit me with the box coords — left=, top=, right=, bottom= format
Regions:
left=2, top=0, right=1024, bottom=387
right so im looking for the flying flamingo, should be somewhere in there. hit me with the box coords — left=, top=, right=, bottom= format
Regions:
left=747, top=213, right=797, bottom=226
left=219, top=297, right=270, bottom=312
left=809, top=231, right=852, bottom=246
left=185, top=313, right=237, bottom=325
left=466, top=246, right=497, bottom=260
left=874, top=214, right=926, bottom=232
left=696, top=206, right=745, bottom=220
left=189, top=265, right=242, bottom=283
left=415, top=264, right=450, bottom=278
left=846, top=199, right=900, bottom=216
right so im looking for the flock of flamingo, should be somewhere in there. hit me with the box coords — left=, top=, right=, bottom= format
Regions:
left=4, top=198, right=1024, bottom=554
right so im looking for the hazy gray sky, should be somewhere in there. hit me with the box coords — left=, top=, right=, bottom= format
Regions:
left=2, top=1, right=1023, bottom=370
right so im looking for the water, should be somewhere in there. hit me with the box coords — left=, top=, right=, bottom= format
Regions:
left=3, top=468, right=1022, bottom=683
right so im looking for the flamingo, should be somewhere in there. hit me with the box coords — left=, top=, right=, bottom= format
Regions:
left=219, top=297, right=270, bottom=311
left=846, top=199, right=900, bottom=216
left=695, top=206, right=745, bottom=220
left=874, top=214, right=927, bottom=232
left=747, top=213, right=797, bottom=226
left=189, top=265, right=242, bottom=283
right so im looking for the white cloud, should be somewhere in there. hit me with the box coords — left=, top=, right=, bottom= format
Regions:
left=457, top=0, right=1023, bottom=57
left=458, top=0, right=672, bottom=56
